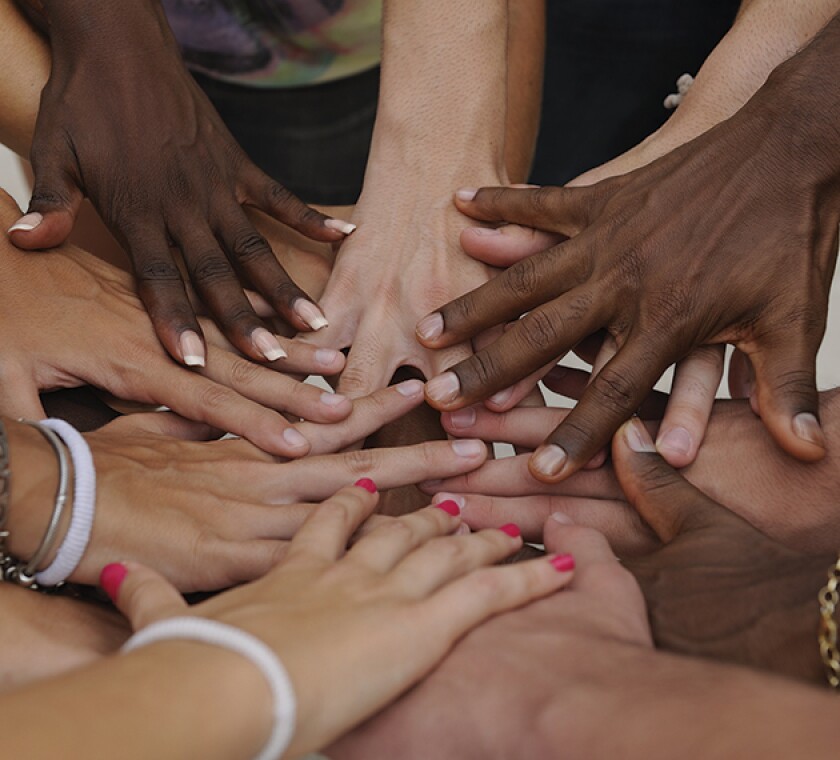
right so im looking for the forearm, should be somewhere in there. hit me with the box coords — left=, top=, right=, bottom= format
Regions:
left=363, top=0, right=510, bottom=192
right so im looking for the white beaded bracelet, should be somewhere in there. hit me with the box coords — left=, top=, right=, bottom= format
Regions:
left=35, top=419, right=96, bottom=587
left=123, top=617, right=296, bottom=760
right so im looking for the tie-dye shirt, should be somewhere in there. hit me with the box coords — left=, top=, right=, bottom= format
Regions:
left=163, top=0, right=382, bottom=88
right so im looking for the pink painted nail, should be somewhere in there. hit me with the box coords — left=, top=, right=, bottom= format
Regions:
left=100, top=563, right=127, bottom=602
left=551, top=554, right=575, bottom=573
left=355, top=478, right=377, bottom=494
left=500, top=523, right=521, bottom=538
left=435, top=500, right=461, bottom=517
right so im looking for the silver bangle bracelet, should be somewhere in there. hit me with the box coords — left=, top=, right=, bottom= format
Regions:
left=0, top=421, right=70, bottom=588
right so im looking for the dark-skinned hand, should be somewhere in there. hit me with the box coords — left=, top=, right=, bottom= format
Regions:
left=615, top=417, right=830, bottom=682
left=8, top=0, right=355, bottom=367
left=418, top=21, right=840, bottom=483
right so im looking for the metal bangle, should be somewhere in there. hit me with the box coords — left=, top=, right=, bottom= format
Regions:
left=14, top=421, right=70, bottom=586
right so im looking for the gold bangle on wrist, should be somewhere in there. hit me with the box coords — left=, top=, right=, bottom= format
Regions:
left=818, top=554, right=840, bottom=689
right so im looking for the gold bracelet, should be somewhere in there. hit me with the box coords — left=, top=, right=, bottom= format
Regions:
left=818, top=554, right=840, bottom=689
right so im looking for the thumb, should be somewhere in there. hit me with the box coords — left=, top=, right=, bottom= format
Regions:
left=459, top=224, right=564, bottom=267
left=9, top=146, right=84, bottom=249
left=100, top=562, right=188, bottom=632
left=612, top=418, right=723, bottom=542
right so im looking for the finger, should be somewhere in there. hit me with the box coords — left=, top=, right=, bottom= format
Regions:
left=285, top=481, right=379, bottom=564
left=128, top=228, right=205, bottom=368
left=216, top=202, right=330, bottom=334
left=459, top=224, right=564, bottom=267
left=542, top=519, right=617, bottom=566
left=335, top=331, right=400, bottom=399
left=203, top=347, right=352, bottom=424
left=416, top=240, right=593, bottom=349
left=612, top=418, right=725, bottom=542
left=103, top=562, right=187, bottom=631
left=349, top=503, right=463, bottom=573
left=99, top=412, right=219, bottom=441
left=243, top=165, right=356, bottom=243
left=425, top=290, right=604, bottom=409
left=483, top=360, right=554, bottom=413
left=392, top=524, right=524, bottom=597
left=748, top=331, right=825, bottom=461
left=655, top=345, right=724, bottom=467
left=9, top=143, right=84, bottom=249
left=280, top=437, right=489, bottom=502
left=530, top=337, right=671, bottom=482
left=453, top=185, right=599, bottom=235
left=442, top=406, right=569, bottom=448
left=727, top=348, right=754, bottom=399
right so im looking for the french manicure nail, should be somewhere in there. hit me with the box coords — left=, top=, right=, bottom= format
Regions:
left=294, top=300, right=329, bottom=331
left=625, top=418, right=655, bottom=453
left=283, top=427, right=308, bottom=449
left=656, top=427, right=691, bottom=457
left=456, top=188, right=478, bottom=202
left=355, top=478, right=377, bottom=493
left=315, top=348, right=342, bottom=367
left=100, top=563, right=127, bottom=601
left=320, top=392, right=348, bottom=408
left=551, top=554, right=575, bottom=573
left=324, top=218, right=357, bottom=235
left=395, top=379, right=424, bottom=398
left=550, top=512, right=574, bottom=525
left=416, top=313, right=444, bottom=341
left=500, top=523, right=521, bottom=538
left=426, top=372, right=461, bottom=404
left=451, top=439, right=484, bottom=457
left=435, top=500, right=461, bottom=517
left=447, top=407, right=476, bottom=429
left=8, top=212, right=43, bottom=233
left=531, top=444, right=567, bottom=478
left=179, top=330, right=205, bottom=368
left=252, top=328, right=287, bottom=362
left=793, top=412, right=825, bottom=448
left=488, top=387, right=514, bottom=408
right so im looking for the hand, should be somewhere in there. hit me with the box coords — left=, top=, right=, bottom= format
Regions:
left=426, top=385, right=840, bottom=555
left=4, top=384, right=492, bottom=591
left=329, top=515, right=650, bottom=759
left=8, top=0, right=354, bottom=364
left=418, top=63, right=840, bottom=482
left=615, top=417, right=829, bottom=682
left=109, top=482, right=575, bottom=757
left=0, top=191, right=354, bottom=458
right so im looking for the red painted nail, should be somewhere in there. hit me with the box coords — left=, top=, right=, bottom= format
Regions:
left=354, top=478, right=377, bottom=494
left=435, top=500, right=461, bottom=517
left=500, top=523, right=521, bottom=538
left=100, top=563, right=127, bottom=602
left=551, top=554, right=575, bottom=573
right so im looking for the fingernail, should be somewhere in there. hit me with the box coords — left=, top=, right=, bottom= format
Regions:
left=395, top=379, right=424, bottom=398
left=315, top=348, right=342, bottom=367
left=426, top=372, right=461, bottom=404
left=447, top=407, right=476, bottom=429
left=8, top=211, right=43, bottom=233
left=551, top=554, right=575, bottom=573
left=656, top=426, right=691, bottom=457
left=294, top=300, right=329, bottom=331
left=488, top=387, right=514, bottom=408
left=416, top=313, right=444, bottom=341
left=625, top=418, right=655, bottom=453
left=433, top=493, right=465, bottom=510
left=283, top=427, right=308, bottom=449
left=324, top=218, right=357, bottom=235
left=99, top=563, right=127, bottom=602
left=179, top=330, right=205, bottom=368
left=500, top=523, right=521, bottom=538
left=472, top=227, right=502, bottom=236
left=435, top=500, right=461, bottom=516
left=793, top=413, right=825, bottom=448
left=320, top=392, right=349, bottom=408
left=456, top=523, right=472, bottom=536
left=252, top=328, right=287, bottom=362
left=456, top=188, right=478, bottom=202
left=451, top=439, right=485, bottom=457
left=355, top=478, right=377, bottom=493
left=531, top=444, right=567, bottom=478
left=551, top=512, right=574, bottom=525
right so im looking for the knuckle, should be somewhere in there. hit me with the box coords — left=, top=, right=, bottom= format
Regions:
left=529, top=186, right=557, bottom=215
left=590, top=366, right=638, bottom=414
left=340, top=448, right=382, bottom=477
left=518, top=309, right=561, bottom=355
left=468, top=351, right=506, bottom=390
left=197, top=383, right=235, bottom=411
left=428, top=537, right=467, bottom=565
left=231, top=231, right=272, bottom=264
left=504, top=257, right=541, bottom=299
left=228, top=358, right=264, bottom=387
left=190, top=253, right=233, bottom=285
left=136, top=259, right=182, bottom=283
left=468, top=567, right=507, bottom=600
